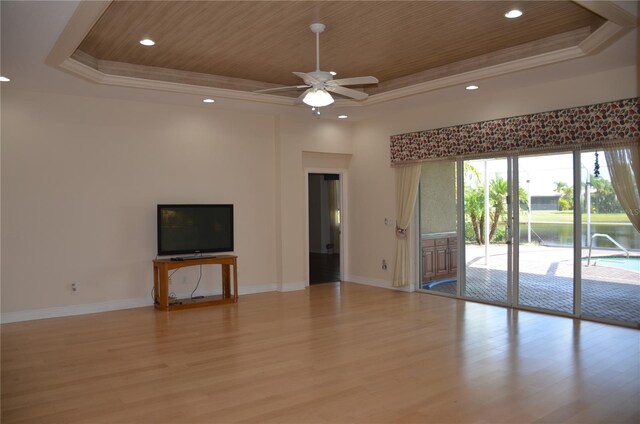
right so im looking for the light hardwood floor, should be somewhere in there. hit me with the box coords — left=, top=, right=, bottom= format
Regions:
left=2, top=282, right=639, bottom=423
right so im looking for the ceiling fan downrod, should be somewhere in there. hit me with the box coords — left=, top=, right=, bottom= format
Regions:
left=310, top=23, right=325, bottom=72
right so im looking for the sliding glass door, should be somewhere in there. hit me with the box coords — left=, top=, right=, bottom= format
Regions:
left=517, top=153, right=575, bottom=315
left=460, top=158, right=511, bottom=305
left=417, top=161, right=458, bottom=296
left=579, top=150, right=640, bottom=324
left=418, top=148, right=639, bottom=327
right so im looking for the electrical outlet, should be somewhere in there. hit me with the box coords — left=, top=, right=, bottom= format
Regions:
left=382, top=260, right=388, bottom=270
left=71, top=283, right=77, bottom=292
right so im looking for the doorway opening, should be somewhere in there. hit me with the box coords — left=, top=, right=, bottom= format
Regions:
left=308, top=173, right=341, bottom=284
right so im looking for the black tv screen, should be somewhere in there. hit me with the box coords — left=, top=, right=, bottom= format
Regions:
left=157, top=204, right=234, bottom=256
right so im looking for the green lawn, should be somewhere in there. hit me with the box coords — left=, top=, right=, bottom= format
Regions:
left=520, top=210, right=630, bottom=223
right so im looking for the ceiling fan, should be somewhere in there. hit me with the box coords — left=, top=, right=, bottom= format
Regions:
left=255, top=23, right=379, bottom=107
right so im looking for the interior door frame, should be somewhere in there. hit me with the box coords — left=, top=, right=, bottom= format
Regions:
left=304, top=168, right=348, bottom=287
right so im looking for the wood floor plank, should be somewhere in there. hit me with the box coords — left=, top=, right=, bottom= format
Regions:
left=2, top=282, right=639, bottom=423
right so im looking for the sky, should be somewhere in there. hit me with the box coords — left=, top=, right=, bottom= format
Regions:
left=467, top=151, right=610, bottom=196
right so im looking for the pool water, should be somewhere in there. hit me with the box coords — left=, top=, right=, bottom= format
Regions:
left=582, top=256, right=640, bottom=273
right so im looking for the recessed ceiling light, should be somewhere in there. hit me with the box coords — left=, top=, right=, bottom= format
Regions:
left=330, top=71, right=337, bottom=76
left=0, top=76, right=10, bottom=82
left=465, top=85, right=479, bottom=90
left=139, top=38, right=155, bottom=46
left=203, top=98, right=215, bottom=103
left=505, top=9, right=523, bottom=19
left=338, top=115, right=348, bottom=119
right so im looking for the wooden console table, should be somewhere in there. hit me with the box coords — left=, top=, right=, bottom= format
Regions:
left=152, top=255, right=238, bottom=311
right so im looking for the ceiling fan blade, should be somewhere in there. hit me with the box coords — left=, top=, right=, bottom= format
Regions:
left=325, top=85, right=369, bottom=101
left=254, top=85, right=308, bottom=93
left=293, top=72, right=321, bottom=85
left=294, top=88, right=311, bottom=105
left=328, top=76, right=379, bottom=86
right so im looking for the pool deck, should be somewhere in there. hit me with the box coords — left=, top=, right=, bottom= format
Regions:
left=424, top=244, right=640, bottom=325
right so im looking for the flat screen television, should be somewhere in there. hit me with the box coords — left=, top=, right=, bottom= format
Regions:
left=157, top=204, right=234, bottom=256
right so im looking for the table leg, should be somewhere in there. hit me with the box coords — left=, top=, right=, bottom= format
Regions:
left=233, top=259, right=238, bottom=302
left=159, top=265, right=169, bottom=310
left=153, top=265, right=159, bottom=305
left=222, top=264, right=231, bottom=299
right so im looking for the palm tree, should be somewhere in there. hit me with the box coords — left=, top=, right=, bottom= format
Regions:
left=488, top=176, right=507, bottom=241
left=465, top=168, right=529, bottom=245
left=464, top=164, right=484, bottom=244
left=465, top=186, right=485, bottom=244
left=554, top=181, right=573, bottom=210
left=488, top=176, right=529, bottom=241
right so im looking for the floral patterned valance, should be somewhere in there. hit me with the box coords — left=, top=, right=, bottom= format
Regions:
left=390, top=97, right=639, bottom=165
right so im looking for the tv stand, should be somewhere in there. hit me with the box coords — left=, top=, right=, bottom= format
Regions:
left=152, top=255, right=238, bottom=311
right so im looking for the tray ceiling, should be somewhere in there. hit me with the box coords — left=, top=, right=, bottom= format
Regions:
left=50, top=1, right=636, bottom=105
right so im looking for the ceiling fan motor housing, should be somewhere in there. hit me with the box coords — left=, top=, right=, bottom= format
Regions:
left=309, top=70, right=333, bottom=83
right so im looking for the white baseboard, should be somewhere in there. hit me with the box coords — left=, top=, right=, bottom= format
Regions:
left=1, top=283, right=280, bottom=324
left=1, top=297, right=153, bottom=324
left=278, top=281, right=308, bottom=292
left=345, top=274, right=415, bottom=292
left=0, top=278, right=413, bottom=323
left=240, top=283, right=279, bottom=294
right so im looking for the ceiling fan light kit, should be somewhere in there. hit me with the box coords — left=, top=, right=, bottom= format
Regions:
left=303, top=88, right=334, bottom=107
left=254, top=22, right=378, bottom=109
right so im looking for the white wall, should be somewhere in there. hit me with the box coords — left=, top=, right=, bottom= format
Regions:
left=275, top=117, right=353, bottom=291
left=347, top=65, right=638, bottom=288
left=1, top=63, right=636, bottom=319
left=345, top=118, right=398, bottom=287
left=1, top=89, right=356, bottom=318
left=1, top=89, right=280, bottom=316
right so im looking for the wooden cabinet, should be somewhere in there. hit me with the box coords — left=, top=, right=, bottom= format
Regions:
left=421, top=233, right=457, bottom=283
left=448, top=244, right=457, bottom=275
left=422, top=239, right=436, bottom=281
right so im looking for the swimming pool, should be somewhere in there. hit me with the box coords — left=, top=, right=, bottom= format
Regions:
left=582, top=256, right=640, bottom=273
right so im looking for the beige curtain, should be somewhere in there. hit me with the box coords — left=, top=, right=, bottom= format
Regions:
left=604, top=143, right=640, bottom=233
left=393, top=165, right=422, bottom=287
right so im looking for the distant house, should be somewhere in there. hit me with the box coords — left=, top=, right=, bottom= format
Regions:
left=531, top=195, right=561, bottom=211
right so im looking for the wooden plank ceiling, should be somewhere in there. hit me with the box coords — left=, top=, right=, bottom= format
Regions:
left=75, top=1, right=605, bottom=95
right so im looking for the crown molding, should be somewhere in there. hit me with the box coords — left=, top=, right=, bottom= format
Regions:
left=48, top=0, right=637, bottom=109
left=60, top=57, right=297, bottom=106
left=362, top=1, right=638, bottom=106
left=46, top=0, right=111, bottom=68
left=71, top=50, right=290, bottom=94
left=366, top=27, right=592, bottom=96
left=574, top=0, right=638, bottom=54
left=360, top=45, right=586, bottom=106
left=578, top=20, right=631, bottom=54
left=575, top=0, right=639, bottom=28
